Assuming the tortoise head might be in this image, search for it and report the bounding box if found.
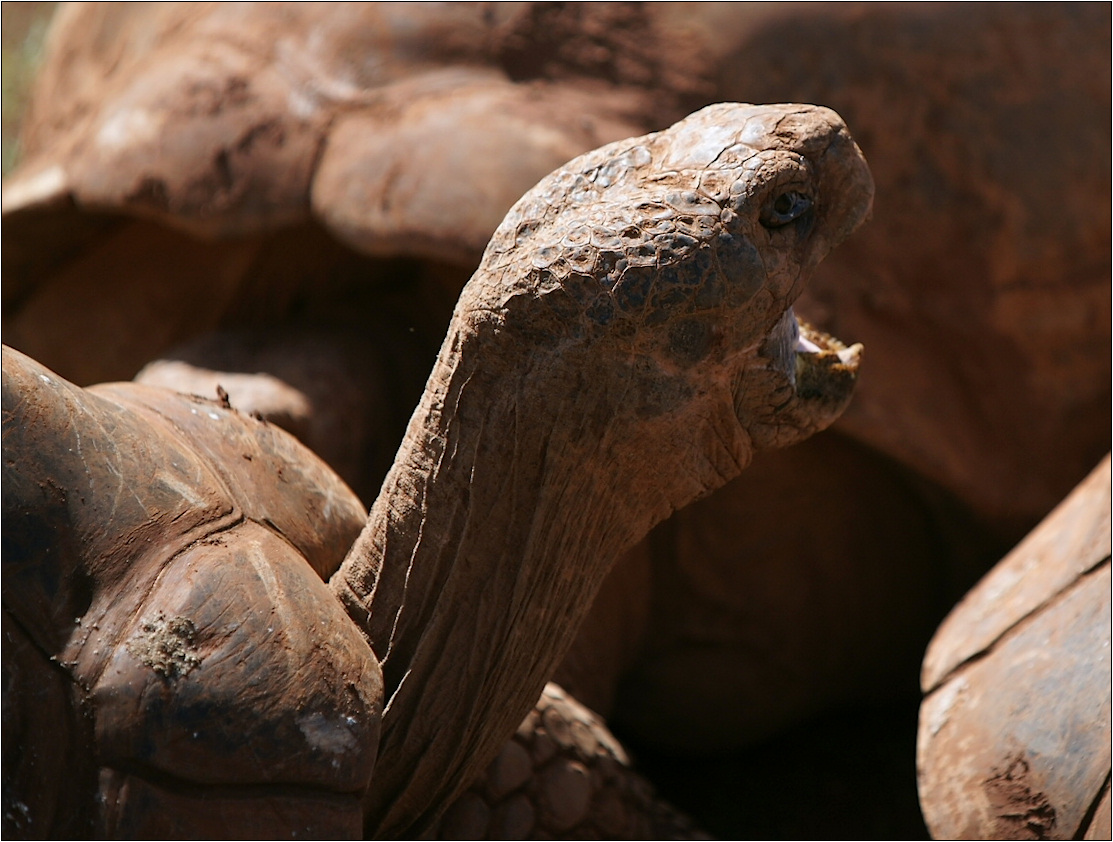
[463,102,873,486]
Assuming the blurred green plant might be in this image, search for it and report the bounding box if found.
[2,3,56,175]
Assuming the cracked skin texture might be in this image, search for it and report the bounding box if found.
[3,102,872,838]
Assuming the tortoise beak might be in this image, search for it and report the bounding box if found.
[794,319,862,414]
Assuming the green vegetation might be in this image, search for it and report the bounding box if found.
[2,3,56,174]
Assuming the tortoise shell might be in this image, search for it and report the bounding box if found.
[2,345,380,837]
[918,455,1112,839]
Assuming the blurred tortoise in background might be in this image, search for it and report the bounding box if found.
[4,101,874,837]
[2,2,1110,838]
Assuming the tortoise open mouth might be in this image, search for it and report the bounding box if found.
[794,318,862,402]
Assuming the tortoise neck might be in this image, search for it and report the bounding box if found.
[331,321,656,837]
[331,300,753,836]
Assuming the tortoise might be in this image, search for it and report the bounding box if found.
[3,101,874,838]
[917,454,1111,840]
[3,3,1110,836]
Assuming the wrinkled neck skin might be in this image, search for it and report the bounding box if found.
[331,303,754,838]
[329,99,874,838]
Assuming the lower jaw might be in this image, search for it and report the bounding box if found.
[731,308,863,450]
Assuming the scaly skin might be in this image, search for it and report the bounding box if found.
[332,102,871,837]
[438,682,709,840]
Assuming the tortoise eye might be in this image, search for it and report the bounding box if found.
[762,191,813,228]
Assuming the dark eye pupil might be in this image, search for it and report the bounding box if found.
[762,191,812,228]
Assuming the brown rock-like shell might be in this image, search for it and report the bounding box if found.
[917,456,1111,839]
[2,345,382,838]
